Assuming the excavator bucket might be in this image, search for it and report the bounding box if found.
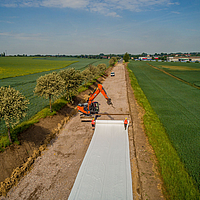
[107,98,112,105]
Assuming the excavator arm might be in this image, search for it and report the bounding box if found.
[88,84,112,106]
[77,84,112,116]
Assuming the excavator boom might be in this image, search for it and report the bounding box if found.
[88,84,111,105]
[77,84,112,116]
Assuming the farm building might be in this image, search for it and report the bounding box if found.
[139,56,152,60]
[167,57,200,62]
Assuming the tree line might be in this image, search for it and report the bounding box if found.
[0,63,108,143]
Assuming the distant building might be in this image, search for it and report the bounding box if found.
[167,57,200,62]
[139,56,152,60]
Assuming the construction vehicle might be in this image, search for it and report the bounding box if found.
[77,84,112,117]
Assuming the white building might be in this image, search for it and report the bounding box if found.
[167,57,200,62]
[139,56,152,60]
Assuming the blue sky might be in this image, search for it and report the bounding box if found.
[0,0,200,55]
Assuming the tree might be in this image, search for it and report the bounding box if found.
[82,68,94,85]
[109,58,115,66]
[111,57,117,63]
[97,63,107,74]
[59,68,83,102]
[34,72,65,112]
[87,64,100,77]
[1,52,5,57]
[0,86,29,143]
[123,52,130,62]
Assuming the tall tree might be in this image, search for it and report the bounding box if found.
[109,58,115,66]
[82,68,94,86]
[97,63,107,74]
[34,72,65,112]
[123,52,130,62]
[59,68,83,102]
[88,64,100,77]
[0,86,29,143]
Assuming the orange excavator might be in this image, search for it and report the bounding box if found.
[77,84,112,116]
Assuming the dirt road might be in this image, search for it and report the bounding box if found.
[2,63,164,199]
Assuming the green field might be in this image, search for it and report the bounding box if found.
[0,57,109,135]
[128,61,200,191]
[149,61,200,87]
[0,57,79,79]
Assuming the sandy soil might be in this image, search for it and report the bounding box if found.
[1,63,165,199]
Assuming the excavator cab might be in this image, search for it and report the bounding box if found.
[90,102,99,114]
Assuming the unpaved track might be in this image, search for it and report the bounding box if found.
[2,63,164,199]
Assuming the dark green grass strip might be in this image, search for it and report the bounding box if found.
[127,66,200,200]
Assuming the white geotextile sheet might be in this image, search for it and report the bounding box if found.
[68,120,133,200]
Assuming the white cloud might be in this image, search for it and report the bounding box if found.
[89,2,121,17]
[0,0,89,8]
[1,0,179,16]
[106,12,121,18]
[168,2,180,5]
[2,3,18,7]
[171,11,180,14]
[41,0,89,9]
[0,32,47,41]
[0,20,14,23]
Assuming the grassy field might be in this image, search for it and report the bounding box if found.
[128,61,200,198]
[0,57,79,79]
[0,57,109,144]
[149,61,200,87]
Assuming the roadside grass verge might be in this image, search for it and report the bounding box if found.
[127,67,200,200]
[0,72,108,152]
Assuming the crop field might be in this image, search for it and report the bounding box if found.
[149,61,200,87]
[0,57,109,135]
[128,61,200,189]
[0,57,78,79]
